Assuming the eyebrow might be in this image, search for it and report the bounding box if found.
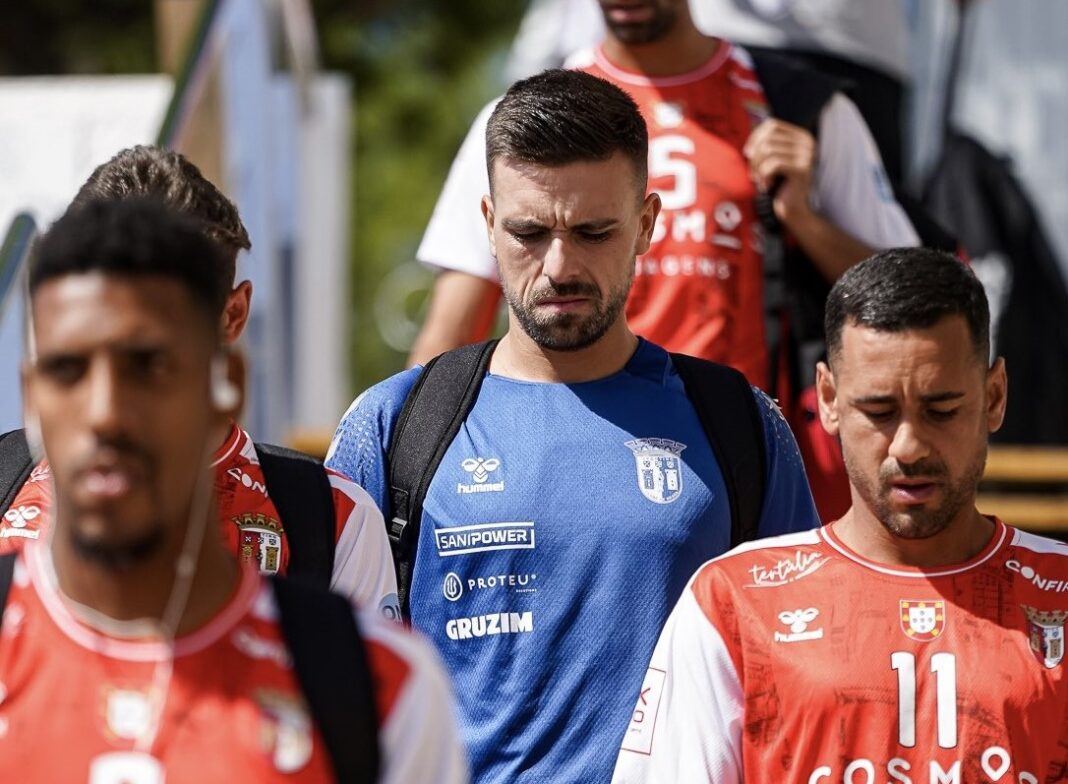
[851,392,967,405]
[501,218,619,233]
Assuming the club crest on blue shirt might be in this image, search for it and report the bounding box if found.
[625,439,687,504]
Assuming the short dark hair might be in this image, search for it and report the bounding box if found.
[30,198,230,327]
[825,247,991,364]
[71,145,250,289]
[486,69,648,193]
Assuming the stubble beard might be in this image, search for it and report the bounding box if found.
[845,446,988,541]
[69,523,167,572]
[603,3,678,45]
[502,278,631,352]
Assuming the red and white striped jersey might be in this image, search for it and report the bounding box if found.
[0,543,467,783]
[613,519,1068,783]
[0,424,398,613]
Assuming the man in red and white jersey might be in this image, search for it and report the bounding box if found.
[613,248,1068,783]
[0,199,467,782]
[0,146,398,616]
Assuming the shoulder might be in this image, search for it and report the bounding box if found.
[328,368,423,459]
[690,529,828,596]
[1008,525,1068,567]
[357,609,456,723]
[324,466,379,508]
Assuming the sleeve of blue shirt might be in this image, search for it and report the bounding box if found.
[752,388,822,536]
[325,367,423,521]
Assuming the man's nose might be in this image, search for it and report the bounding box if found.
[84,361,129,439]
[887,419,931,466]
[541,236,581,282]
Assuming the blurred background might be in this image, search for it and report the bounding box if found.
[1,0,1066,531]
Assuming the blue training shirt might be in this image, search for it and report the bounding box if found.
[328,339,819,783]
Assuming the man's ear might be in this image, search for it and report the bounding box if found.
[221,280,253,344]
[985,356,1008,434]
[481,195,497,259]
[816,360,840,437]
[635,192,662,256]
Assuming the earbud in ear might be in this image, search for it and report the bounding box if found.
[210,355,240,412]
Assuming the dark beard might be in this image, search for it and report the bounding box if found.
[502,279,630,352]
[846,447,987,540]
[603,4,678,45]
[70,525,167,571]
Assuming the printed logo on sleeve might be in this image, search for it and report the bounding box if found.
[621,668,667,755]
[434,522,535,557]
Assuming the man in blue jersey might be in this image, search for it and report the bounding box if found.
[328,68,819,783]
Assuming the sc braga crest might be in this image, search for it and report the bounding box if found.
[625,439,687,504]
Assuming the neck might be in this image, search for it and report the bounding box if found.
[50,511,238,637]
[831,502,995,568]
[491,320,639,383]
[601,19,720,77]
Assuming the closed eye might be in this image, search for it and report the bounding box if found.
[859,408,895,424]
[508,228,547,243]
[38,355,87,386]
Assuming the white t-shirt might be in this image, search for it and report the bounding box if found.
[692,0,910,81]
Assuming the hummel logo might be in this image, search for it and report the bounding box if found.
[457,458,505,494]
[774,608,824,643]
[461,458,500,484]
[2,505,41,540]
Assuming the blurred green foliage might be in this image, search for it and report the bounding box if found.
[312,1,522,390]
[0,0,522,392]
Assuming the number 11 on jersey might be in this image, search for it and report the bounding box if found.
[891,651,958,749]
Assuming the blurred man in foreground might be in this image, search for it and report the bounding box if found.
[0,199,467,782]
[612,248,1068,782]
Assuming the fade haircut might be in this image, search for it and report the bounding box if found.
[30,198,229,330]
[485,68,649,195]
[71,145,250,291]
[825,247,991,365]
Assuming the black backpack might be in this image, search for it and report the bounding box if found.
[747,50,958,397]
[0,553,380,783]
[386,340,768,617]
[0,430,337,590]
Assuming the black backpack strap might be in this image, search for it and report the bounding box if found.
[387,339,497,618]
[746,50,844,400]
[255,442,335,590]
[272,576,379,784]
[0,429,34,518]
[746,48,841,135]
[0,552,15,629]
[670,354,767,548]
